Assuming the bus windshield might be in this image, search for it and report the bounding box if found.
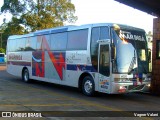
[111,27,149,74]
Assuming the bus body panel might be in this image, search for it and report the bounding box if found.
[7,52,32,77]
[6,23,151,94]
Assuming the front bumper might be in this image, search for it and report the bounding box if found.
[111,81,151,94]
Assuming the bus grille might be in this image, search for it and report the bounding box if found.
[128,85,145,91]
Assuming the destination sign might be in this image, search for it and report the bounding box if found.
[119,30,145,41]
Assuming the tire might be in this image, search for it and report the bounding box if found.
[22,69,30,83]
[82,76,95,96]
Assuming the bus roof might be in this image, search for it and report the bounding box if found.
[8,23,145,40]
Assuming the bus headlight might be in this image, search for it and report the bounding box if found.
[146,83,151,87]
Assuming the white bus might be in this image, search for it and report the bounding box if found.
[6,23,151,96]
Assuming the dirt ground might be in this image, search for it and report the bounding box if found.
[0,64,6,71]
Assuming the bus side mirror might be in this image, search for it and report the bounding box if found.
[148,49,151,63]
[111,45,116,60]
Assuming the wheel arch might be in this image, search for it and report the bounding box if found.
[78,72,94,91]
[22,67,28,77]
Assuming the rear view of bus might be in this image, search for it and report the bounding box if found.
[0,53,5,63]
[110,24,151,93]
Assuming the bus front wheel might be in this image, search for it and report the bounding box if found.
[22,69,30,83]
[82,76,95,96]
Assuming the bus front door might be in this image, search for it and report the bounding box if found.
[98,43,110,93]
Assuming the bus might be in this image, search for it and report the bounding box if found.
[6,23,151,96]
[0,53,5,63]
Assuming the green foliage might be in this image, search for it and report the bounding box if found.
[1,0,25,16]
[1,0,77,32]
[0,17,28,49]
[0,48,5,53]
[0,0,77,49]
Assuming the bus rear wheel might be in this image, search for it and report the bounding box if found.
[22,69,30,83]
[82,76,95,96]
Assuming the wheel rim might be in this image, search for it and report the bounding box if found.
[24,71,29,81]
[84,80,93,94]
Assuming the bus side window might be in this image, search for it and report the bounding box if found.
[36,35,50,51]
[91,27,100,71]
[99,45,110,76]
[17,38,26,51]
[7,40,11,52]
[100,26,110,40]
[37,36,43,51]
[9,40,16,52]
[67,29,88,50]
[51,32,67,51]
[44,35,50,51]
[25,37,36,51]
[91,26,110,71]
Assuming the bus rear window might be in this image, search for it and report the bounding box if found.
[0,54,4,57]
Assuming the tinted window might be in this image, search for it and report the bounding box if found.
[91,27,110,50]
[90,27,100,71]
[91,27,100,49]
[9,40,16,52]
[90,26,110,71]
[99,44,110,76]
[43,35,50,50]
[36,35,50,51]
[100,27,110,40]
[25,37,36,51]
[37,36,43,50]
[67,29,88,50]
[17,38,26,51]
[51,32,67,50]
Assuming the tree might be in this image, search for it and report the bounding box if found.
[0,17,27,49]
[146,31,153,42]
[1,0,77,32]
[0,0,77,49]
[0,48,5,53]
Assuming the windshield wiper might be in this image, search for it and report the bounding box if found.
[128,57,136,74]
[128,50,136,74]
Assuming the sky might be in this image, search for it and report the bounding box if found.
[0,0,156,32]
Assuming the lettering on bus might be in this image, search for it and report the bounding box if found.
[67,52,86,63]
[119,30,145,41]
[9,54,22,60]
[100,80,109,89]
